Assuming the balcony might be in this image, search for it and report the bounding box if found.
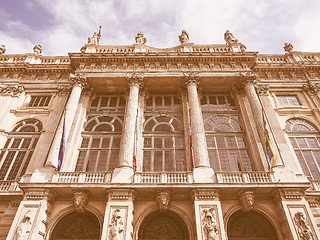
[51,172,111,184]
[0,181,22,192]
[216,172,276,184]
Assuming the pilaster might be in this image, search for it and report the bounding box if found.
[101,190,134,240]
[193,189,226,240]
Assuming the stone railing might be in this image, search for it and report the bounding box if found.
[52,172,111,184]
[256,56,290,64]
[134,172,193,184]
[0,181,21,192]
[216,172,275,184]
[0,55,70,65]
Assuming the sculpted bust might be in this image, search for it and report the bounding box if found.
[179,30,189,44]
[224,30,238,45]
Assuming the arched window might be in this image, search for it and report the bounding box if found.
[0,119,42,180]
[285,118,320,179]
[201,93,253,172]
[143,94,185,172]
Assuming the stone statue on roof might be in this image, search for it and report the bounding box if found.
[224,30,238,45]
[135,32,147,44]
[179,30,189,44]
[88,26,102,45]
[33,44,42,54]
[0,45,5,55]
[284,43,293,53]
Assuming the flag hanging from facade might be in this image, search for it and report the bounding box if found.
[133,110,142,172]
[58,112,66,171]
[263,110,277,170]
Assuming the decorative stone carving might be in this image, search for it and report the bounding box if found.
[240,44,247,53]
[57,85,73,94]
[184,72,201,86]
[73,190,88,213]
[135,32,147,45]
[70,73,88,88]
[303,83,320,96]
[33,44,42,54]
[0,45,6,55]
[224,30,238,45]
[294,212,314,240]
[24,189,57,202]
[0,83,24,97]
[201,208,219,240]
[127,73,144,88]
[238,190,254,212]
[193,189,219,200]
[255,84,270,96]
[88,26,101,45]
[179,30,189,44]
[16,210,32,240]
[157,192,170,210]
[240,71,258,87]
[284,42,293,53]
[109,209,124,240]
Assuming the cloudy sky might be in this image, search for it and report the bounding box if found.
[0,0,319,56]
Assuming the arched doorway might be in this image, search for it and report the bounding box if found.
[138,210,189,240]
[50,211,100,240]
[227,210,278,240]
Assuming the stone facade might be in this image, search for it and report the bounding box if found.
[0,31,320,239]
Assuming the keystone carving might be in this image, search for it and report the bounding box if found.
[238,190,254,212]
[33,44,42,55]
[127,73,144,88]
[70,74,88,88]
[284,42,293,53]
[224,30,238,45]
[157,192,170,210]
[73,190,88,213]
[16,210,32,240]
[202,208,219,240]
[88,26,101,45]
[294,212,314,240]
[0,84,24,97]
[135,32,147,45]
[179,30,189,44]
[184,72,201,86]
[0,45,6,55]
[109,209,124,240]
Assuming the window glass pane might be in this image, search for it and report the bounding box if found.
[108,150,119,171]
[154,151,162,171]
[143,151,151,171]
[164,151,173,171]
[208,150,219,171]
[144,138,152,148]
[86,151,98,171]
[175,150,184,171]
[97,151,108,171]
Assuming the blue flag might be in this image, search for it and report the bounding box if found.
[58,113,66,171]
[263,110,276,170]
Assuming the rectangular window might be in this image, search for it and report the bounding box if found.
[28,96,51,107]
[276,95,301,106]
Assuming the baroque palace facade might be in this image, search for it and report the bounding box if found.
[0,29,319,240]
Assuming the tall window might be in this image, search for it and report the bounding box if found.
[201,93,253,171]
[0,119,42,180]
[276,95,301,107]
[75,95,125,172]
[143,94,185,172]
[286,118,320,179]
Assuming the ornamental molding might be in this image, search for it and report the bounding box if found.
[24,189,57,202]
[276,188,305,200]
[73,190,88,213]
[107,190,135,201]
[193,189,219,201]
[70,73,88,88]
[0,83,24,97]
[184,72,201,86]
[238,190,254,212]
[127,72,144,88]
[303,83,320,96]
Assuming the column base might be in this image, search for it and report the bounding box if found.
[111,167,134,183]
[193,167,215,183]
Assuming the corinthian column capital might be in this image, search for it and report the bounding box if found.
[70,73,88,89]
[127,73,144,88]
[240,71,258,88]
[184,72,201,86]
[303,82,320,96]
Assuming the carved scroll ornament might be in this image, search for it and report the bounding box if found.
[294,212,314,240]
[202,208,219,240]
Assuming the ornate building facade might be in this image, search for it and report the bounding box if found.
[0,29,319,239]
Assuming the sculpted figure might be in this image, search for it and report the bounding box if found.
[202,208,219,240]
[224,30,238,44]
[73,191,88,212]
[16,210,32,240]
[294,212,313,240]
[88,26,102,45]
[135,32,147,44]
[33,44,42,54]
[157,192,170,210]
[284,42,293,53]
[179,30,189,44]
[0,45,6,55]
[109,209,124,240]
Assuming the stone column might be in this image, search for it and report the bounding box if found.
[101,190,134,240]
[44,74,88,170]
[6,188,56,240]
[112,73,143,183]
[184,73,214,183]
[193,189,227,240]
[273,188,320,240]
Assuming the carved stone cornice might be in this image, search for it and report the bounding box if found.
[193,189,219,201]
[274,188,304,201]
[127,73,144,88]
[73,190,88,213]
[303,82,320,96]
[184,72,201,86]
[238,190,254,212]
[0,83,24,97]
[255,84,270,96]
[70,73,88,88]
[24,189,57,202]
[107,190,135,201]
